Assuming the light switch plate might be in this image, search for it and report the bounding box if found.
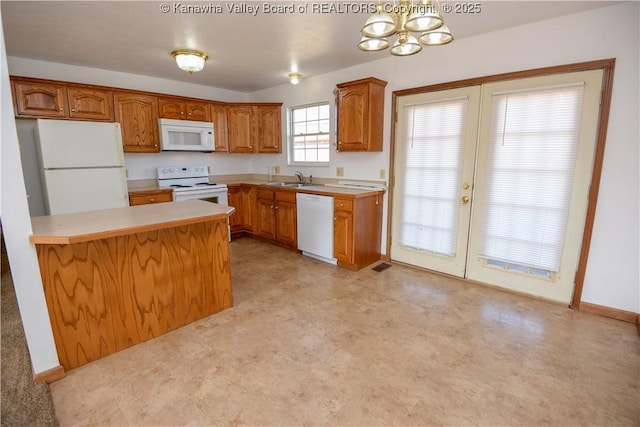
[379,169,386,179]
[336,167,344,177]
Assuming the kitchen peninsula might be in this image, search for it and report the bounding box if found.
[30,200,234,372]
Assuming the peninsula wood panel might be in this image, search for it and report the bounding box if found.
[37,219,232,370]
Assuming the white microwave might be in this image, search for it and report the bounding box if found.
[158,118,215,152]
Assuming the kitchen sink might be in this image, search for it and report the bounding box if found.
[264,182,313,188]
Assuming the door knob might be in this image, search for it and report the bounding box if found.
[461,196,470,204]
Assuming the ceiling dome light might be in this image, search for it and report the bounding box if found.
[358,36,390,51]
[172,50,208,73]
[288,72,302,85]
[419,25,454,45]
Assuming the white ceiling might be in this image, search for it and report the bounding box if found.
[1,1,617,93]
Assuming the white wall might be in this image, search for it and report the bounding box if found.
[251,2,639,313]
[1,3,637,378]
[1,14,61,375]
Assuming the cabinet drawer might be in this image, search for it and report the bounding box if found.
[275,190,296,203]
[334,198,353,212]
[257,190,275,201]
[128,190,173,206]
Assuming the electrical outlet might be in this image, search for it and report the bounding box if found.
[336,167,344,177]
[379,169,386,179]
[274,166,280,174]
[125,169,129,178]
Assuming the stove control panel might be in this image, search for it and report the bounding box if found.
[157,165,209,179]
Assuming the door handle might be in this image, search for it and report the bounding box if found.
[461,196,470,204]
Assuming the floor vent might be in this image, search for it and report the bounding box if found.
[372,263,392,272]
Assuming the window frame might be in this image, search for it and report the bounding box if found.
[287,101,331,167]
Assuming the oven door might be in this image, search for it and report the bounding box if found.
[173,188,228,205]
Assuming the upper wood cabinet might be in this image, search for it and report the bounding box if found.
[67,87,113,120]
[13,81,68,118]
[211,103,229,152]
[114,93,159,153]
[227,104,282,153]
[336,77,387,152]
[158,98,211,121]
[227,106,255,153]
[13,80,113,120]
[256,105,282,153]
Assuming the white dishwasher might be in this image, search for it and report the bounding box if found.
[296,193,337,265]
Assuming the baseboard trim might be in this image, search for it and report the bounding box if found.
[579,302,638,323]
[33,365,65,384]
[636,315,640,337]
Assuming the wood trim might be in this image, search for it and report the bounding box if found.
[337,77,388,89]
[579,302,638,323]
[9,75,283,108]
[388,58,616,310]
[393,59,616,96]
[570,59,616,309]
[33,365,65,384]
[637,315,640,337]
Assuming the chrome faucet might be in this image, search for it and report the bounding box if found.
[295,171,304,183]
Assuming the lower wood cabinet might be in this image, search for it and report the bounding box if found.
[128,189,173,206]
[256,189,297,248]
[227,185,244,232]
[334,193,383,270]
[229,185,383,270]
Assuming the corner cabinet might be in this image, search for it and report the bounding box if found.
[335,77,387,152]
[334,192,383,270]
[114,92,160,153]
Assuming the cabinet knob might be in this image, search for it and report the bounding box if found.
[58,108,63,112]
[338,141,343,145]
[275,206,279,210]
[150,198,155,202]
[334,217,337,221]
[71,108,76,112]
[188,112,192,115]
[340,203,344,207]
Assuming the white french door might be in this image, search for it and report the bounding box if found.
[391,86,481,277]
[391,69,604,303]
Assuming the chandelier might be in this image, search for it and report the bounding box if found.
[358,0,453,56]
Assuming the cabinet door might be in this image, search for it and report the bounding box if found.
[337,83,368,151]
[227,106,255,153]
[158,98,185,119]
[211,104,229,152]
[334,210,354,264]
[114,93,159,153]
[13,81,67,117]
[186,101,210,121]
[256,105,281,153]
[276,201,297,247]
[241,186,256,232]
[67,87,113,121]
[257,198,276,240]
[227,186,244,232]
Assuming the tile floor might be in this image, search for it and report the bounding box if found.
[51,238,640,426]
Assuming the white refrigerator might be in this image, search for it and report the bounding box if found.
[34,119,129,215]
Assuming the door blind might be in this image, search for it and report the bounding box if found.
[399,97,468,256]
[478,84,585,271]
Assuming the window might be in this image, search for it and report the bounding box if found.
[290,102,330,165]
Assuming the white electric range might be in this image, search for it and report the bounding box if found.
[157,165,228,205]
